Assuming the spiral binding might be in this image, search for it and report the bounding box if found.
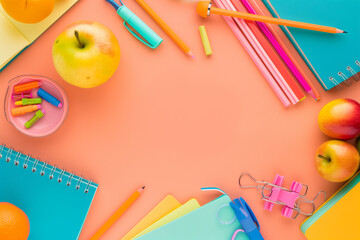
[0,144,95,193]
[329,60,360,89]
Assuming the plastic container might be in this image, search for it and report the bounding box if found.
[5,75,68,137]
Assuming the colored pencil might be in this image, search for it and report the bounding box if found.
[229,0,305,102]
[212,0,290,107]
[220,0,299,104]
[247,0,321,100]
[197,1,346,34]
[134,0,194,58]
[238,0,317,100]
[90,186,146,240]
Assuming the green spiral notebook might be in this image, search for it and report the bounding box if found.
[263,0,360,90]
[0,145,98,240]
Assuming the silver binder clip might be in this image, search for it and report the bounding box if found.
[239,172,326,219]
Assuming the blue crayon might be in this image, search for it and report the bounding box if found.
[37,88,62,108]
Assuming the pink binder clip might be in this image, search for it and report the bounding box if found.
[239,173,326,219]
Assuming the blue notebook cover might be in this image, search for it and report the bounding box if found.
[263,0,360,90]
[0,145,98,240]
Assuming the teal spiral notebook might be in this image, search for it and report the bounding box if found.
[263,0,360,90]
[0,145,98,240]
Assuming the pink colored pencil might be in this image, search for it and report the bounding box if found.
[213,0,290,107]
[248,0,321,100]
[229,0,305,102]
[219,0,299,105]
[240,0,317,100]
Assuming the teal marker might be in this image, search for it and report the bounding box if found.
[105,0,163,49]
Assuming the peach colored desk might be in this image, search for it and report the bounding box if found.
[0,0,356,239]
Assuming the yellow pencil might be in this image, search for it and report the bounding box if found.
[134,0,195,58]
[197,1,346,34]
[90,186,146,240]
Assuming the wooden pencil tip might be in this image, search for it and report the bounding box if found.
[137,186,146,193]
[187,51,195,59]
[336,29,347,33]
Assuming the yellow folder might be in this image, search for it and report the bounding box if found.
[121,195,181,240]
[132,199,200,239]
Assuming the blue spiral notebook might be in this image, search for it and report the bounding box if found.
[263,0,360,90]
[0,145,98,240]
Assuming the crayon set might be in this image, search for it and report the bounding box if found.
[10,78,63,129]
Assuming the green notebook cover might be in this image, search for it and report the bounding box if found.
[135,195,249,240]
[263,0,360,90]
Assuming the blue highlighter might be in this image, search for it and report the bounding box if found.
[105,0,163,49]
[37,88,62,108]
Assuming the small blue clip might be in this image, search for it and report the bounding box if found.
[230,198,264,240]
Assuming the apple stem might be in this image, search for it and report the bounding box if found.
[74,30,84,48]
[318,154,331,162]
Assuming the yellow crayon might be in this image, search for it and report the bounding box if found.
[199,26,212,56]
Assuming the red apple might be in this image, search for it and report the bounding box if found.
[315,140,360,182]
[318,98,360,140]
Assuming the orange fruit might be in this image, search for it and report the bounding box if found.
[0,202,30,240]
[0,0,55,23]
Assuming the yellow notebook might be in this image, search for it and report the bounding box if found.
[0,0,78,70]
[133,199,200,239]
[301,172,360,240]
[121,195,181,240]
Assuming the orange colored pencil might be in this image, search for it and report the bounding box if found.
[134,0,194,58]
[90,186,146,240]
[197,1,346,34]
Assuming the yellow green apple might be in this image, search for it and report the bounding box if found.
[315,140,359,182]
[52,21,121,88]
[0,0,54,23]
[318,98,360,140]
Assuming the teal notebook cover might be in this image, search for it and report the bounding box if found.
[263,0,360,90]
[0,145,98,240]
[135,195,249,240]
